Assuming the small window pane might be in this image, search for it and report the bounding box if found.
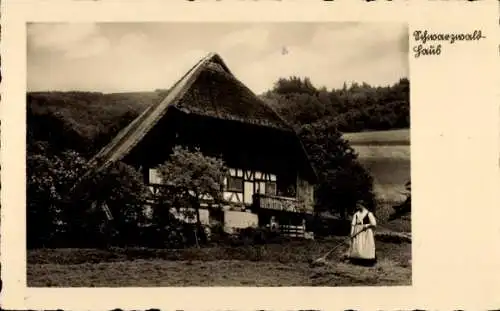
[259,182,266,194]
[149,168,162,184]
[227,176,243,192]
[265,182,277,195]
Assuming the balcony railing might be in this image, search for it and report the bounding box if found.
[253,193,312,214]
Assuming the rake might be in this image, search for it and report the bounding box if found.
[309,227,368,267]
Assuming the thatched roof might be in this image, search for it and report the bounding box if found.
[77,53,317,186]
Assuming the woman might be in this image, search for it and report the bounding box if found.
[348,201,377,266]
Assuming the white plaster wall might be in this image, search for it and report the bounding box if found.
[223,211,258,233]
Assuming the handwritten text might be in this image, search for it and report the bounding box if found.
[412,30,486,58]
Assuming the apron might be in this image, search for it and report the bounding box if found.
[349,211,377,265]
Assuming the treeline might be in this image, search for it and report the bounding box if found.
[262,77,409,133]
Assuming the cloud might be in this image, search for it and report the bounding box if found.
[232,23,408,93]
[28,23,110,59]
[117,32,148,49]
[27,23,408,93]
[218,26,270,52]
[309,23,407,62]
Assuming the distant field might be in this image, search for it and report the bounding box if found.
[343,129,410,146]
[343,128,410,208]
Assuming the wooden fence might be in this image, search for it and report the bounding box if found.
[280,224,305,238]
[265,224,314,239]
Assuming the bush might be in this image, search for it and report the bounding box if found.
[312,218,351,237]
[375,231,411,244]
[208,223,229,244]
[237,227,268,244]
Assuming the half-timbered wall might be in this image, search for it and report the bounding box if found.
[223,167,277,205]
[132,111,315,210]
[146,167,280,206]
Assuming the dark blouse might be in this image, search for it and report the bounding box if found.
[354,212,372,225]
[362,212,371,225]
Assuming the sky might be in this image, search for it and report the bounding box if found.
[27,22,409,94]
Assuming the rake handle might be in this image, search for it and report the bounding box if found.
[316,226,369,261]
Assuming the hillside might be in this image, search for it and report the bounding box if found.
[27,91,154,156]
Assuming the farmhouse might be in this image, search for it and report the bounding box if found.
[84,53,317,233]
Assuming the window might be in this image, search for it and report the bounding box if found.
[256,181,277,195]
[227,176,243,192]
[265,182,277,195]
[258,182,266,194]
[149,168,163,184]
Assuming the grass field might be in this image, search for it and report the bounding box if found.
[27,236,411,287]
[343,129,410,146]
[343,129,410,204]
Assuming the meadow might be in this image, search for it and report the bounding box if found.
[28,235,411,287]
[343,129,410,146]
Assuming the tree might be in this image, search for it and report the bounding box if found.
[389,180,411,221]
[272,76,318,96]
[74,161,149,247]
[27,143,150,248]
[156,146,227,247]
[27,149,89,247]
[298,121,375,219]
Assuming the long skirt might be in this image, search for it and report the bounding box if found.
[348,225,377,266]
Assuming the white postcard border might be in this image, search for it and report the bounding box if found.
[2,1,500,310]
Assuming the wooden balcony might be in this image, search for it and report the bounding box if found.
[253,193,312,214]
